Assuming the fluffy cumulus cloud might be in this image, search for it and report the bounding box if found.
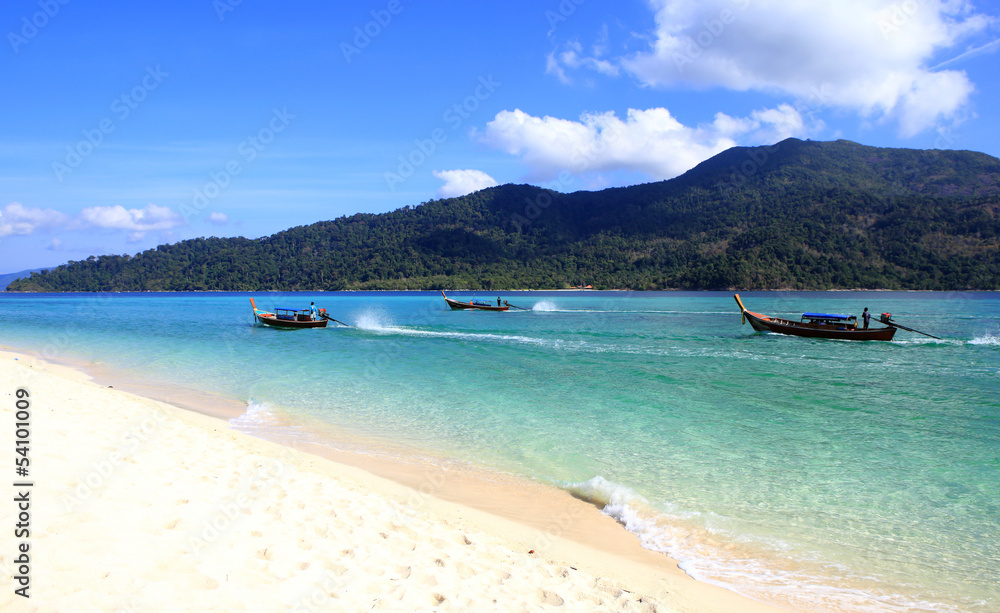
[554,0,991,136]
[77,203,183,232]
[2,201,187,254]
[432,169,499,198]
[480,104,807,183]
[0,202,71,237]
[207,212,229,225]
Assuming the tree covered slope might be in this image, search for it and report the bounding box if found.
[9,138,1000,291]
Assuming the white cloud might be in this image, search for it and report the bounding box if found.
[546,51,573,85]
[553,0,991,136]
[0,202,70,237]
[207,212,228,225]
[432,169,499,198]
[546,50,619,84]
[77,203,184,232]
[546,34,621,85]
[480,104,809,184]
[932,36,1000,69]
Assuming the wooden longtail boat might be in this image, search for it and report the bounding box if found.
[250,298,328,328]
[734,294,896,341]
[440,290,510,311]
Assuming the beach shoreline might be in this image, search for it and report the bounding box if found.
[0,348,787,612]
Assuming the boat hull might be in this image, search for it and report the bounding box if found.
[735,294,896,341]
[441,291,509,311]
[256,314,328,328]
[250,298,329,328]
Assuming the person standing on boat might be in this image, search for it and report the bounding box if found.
[497,297,502,307]
[862,307,871,330]
[310,301,319,320]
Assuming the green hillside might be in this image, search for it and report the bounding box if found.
[9,138,1000,292]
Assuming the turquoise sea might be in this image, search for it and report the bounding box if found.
[2,291,998,612]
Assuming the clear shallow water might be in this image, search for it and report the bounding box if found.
[2,290,998,611]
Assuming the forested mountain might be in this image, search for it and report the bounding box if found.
[9,138,1000,291]
[0,268,48,291]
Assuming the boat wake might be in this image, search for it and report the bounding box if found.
[367,325,586,351]
[343,306,586,349]
[969,333,1000,346]
[532,306,734,314]
[348,311,761,358]
[891,336,953,345]
[353,305,414,331]
[532,300,558,311]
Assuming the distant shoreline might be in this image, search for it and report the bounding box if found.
[4,287,997,294]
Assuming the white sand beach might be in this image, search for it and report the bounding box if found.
[1,350,785,612]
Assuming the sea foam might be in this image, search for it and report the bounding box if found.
[969,333,1000,346]
[229,399,279,430]
[353,306,395,331]
[562,475,963,613]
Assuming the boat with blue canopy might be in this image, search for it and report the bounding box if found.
[734,294,896,341]
[802,312,852,320]
[440,290,510,311]
[250,298,328,328]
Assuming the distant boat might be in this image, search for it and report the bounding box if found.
[734,294,896,341]
[440,290,510,311]
[250,298,328,328]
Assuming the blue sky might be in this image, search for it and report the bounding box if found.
[2,0,999,273]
